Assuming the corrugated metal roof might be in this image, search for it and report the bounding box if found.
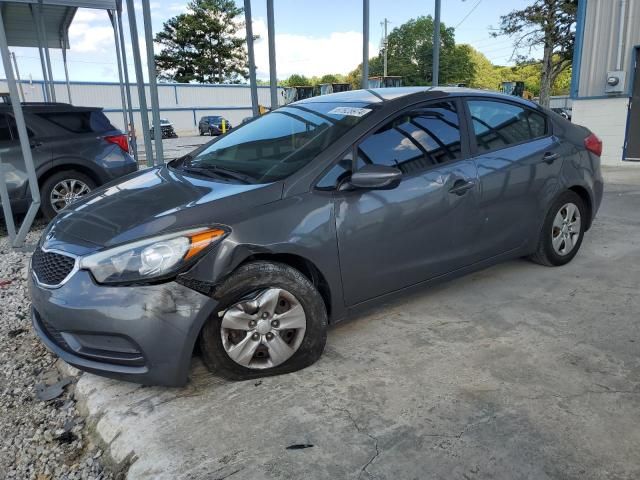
[0,0,117,49]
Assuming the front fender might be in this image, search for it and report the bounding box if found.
[179,192,347,322]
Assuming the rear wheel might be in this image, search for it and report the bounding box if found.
[40,170,96,221]
[530,191,586,266]
[199,261,327,380]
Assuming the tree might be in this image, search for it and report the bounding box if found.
[347,16,474,87]
[493,0,577,106]
[154,0,248,83]
[283,74,311,87]
[466,46,502,90]
[319,74,340,84]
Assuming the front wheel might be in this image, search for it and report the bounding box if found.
[199,261,328,380]
[530,191,586,266]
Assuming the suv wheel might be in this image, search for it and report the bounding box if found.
[200,261,328,380]
[530,190,586,267]
[41,170,96,220]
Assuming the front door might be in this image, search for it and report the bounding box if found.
[625,47,640,161]
[333,100,483,306]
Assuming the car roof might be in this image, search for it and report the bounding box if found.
[0,102,101,113]
[295,86,541,110]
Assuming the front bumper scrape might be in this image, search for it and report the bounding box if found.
[30,270,219,386]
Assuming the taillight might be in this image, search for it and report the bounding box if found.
[104,134,129,153]
[584,133,602,157]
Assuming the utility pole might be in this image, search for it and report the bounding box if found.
[10,52,25,102]
[266,0,278,110]
[382,18,389,77]
[362,0,369,89]
[432,0,441,86]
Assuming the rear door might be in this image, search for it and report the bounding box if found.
[332,100,484,306]
[464,98,563,258]
[625,47,640,161]
[0,113,51,202]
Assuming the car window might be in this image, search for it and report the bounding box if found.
[37,111,115,134]
[316,151,353,190]
[468,100,547,153]
[4,114,34,140]
[184,102,373,183]
[0,114,11,141]
[357,101,462,175]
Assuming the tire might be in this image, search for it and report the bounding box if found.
[199,261,328,380]
[40,170,96,221]
[530,190,586,267]
[199,128,204,136]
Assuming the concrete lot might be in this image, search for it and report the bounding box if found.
[71,166,640,480]
[135,134,211,165]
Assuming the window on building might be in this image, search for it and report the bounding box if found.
[468,100,547,153]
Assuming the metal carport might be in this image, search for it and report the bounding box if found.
[0,0,163,248]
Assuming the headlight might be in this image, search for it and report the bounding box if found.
[79,227,227,284]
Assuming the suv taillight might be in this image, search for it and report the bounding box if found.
[584,133,602,157]
[104,134,129,153]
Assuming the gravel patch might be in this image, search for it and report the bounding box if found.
[0,221,114,480]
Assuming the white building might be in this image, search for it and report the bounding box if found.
[0,79,284,135]
[571,0,640,165]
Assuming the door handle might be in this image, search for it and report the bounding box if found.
[30,141,43,149]
[448,178,475,196]
[543,152,560,164]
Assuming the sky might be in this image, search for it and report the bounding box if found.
[1,0,539,84]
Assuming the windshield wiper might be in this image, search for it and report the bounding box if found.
[180,165,254,184]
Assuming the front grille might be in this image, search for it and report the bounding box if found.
[32,248,75,286]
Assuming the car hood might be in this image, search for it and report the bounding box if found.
[43,167,283,252]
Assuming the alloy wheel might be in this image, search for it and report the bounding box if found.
[220,288,307,369]
[50,179,91,213]
[551,202,581,256]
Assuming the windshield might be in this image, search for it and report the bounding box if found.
[183,102,373,183]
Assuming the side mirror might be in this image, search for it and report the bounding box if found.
[349,164,402,190]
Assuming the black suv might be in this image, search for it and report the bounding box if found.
[198,115,232,136]
[0,103,137,220]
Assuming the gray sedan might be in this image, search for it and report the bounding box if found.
[29,87,604,386]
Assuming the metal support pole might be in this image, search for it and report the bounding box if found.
[116,4,138,163]
[61,39,71,103]
[433,0,441,86]
[244,0,259,117]
[141,0,164,166]
[362,0,369,89]
[38,2,56,102]
[266,0,278,109]
[10,52,25,102]
[30,4,49,102]
[125,0,154,167]
[382,18,388,78]
[0,8,41,247]
[109,10,128,135]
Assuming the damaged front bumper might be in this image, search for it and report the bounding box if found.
[30,270,219,386]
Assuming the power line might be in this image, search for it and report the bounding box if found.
[454,0,483,29]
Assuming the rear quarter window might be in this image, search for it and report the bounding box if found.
[37,111,115,133]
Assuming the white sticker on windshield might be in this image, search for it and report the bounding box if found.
[328,107,372,117]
